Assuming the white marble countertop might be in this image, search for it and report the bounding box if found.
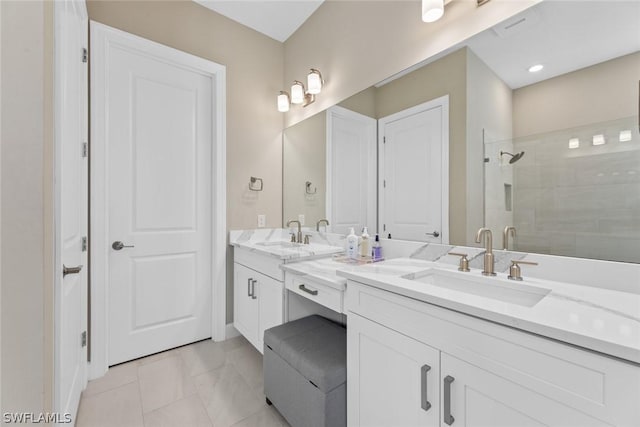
[230,228,344,261]
[337,258,640,365]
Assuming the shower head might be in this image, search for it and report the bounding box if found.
[500,151,525,164]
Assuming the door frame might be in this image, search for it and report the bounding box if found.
[377,95,449,244]
[89,22,227,379]
[325,105,377,233]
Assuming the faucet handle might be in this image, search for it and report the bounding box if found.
[508,260,538,281]
[448,252,470,272]
[290,233,297,243]
[303,235,311,245]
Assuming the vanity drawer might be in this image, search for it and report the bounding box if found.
[286,274,343,314]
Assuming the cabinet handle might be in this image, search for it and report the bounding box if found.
[247,278,253,297]
[444,375,455,425]
[298,284,318,296]
[420,364,431,412]
[251,279,257,299]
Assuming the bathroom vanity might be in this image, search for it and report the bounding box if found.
[340,259,640,427]
[230,229,343,352]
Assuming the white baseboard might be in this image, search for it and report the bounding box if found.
[225,323,240,340]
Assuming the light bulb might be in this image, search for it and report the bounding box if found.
[277,91,290,112]
[422,0,444,23]
[291,81,305,104]
[307,69,323,95]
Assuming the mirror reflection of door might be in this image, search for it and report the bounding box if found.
[379,96,449,243]
[326,106,377,235]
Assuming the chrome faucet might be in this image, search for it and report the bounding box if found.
[475,228,496,276]
[287,220,302,243]
[316,219,329,232]
[503,226,516,250]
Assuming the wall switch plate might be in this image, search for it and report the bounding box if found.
[298,214,305,225]
[257,214,266,228]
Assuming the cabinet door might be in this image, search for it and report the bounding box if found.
[440,353,611,427]
[256,273,283,352]
[348,314,440,427]
[233,263,259,346]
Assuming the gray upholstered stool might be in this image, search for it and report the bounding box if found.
[263,315,346,427]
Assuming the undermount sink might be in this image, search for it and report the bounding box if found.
[256,241,303,248]
[403,269,551,307]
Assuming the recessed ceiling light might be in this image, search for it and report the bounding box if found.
[592,134,606,146]
[568,138,580,149]
[528,64,544,73]
[619,130,632,142]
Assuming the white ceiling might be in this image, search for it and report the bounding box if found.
[466,0,640,89]
[193,0,324,42]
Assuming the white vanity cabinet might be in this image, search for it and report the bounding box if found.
[233,247,284,353]
[347,281,640,427]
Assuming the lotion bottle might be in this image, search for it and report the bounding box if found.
[359,227,370,257]
[346,228,359,260]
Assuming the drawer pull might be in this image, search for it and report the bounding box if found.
[299,284,318,296]
[247,278,253,297]
[444,375,455,425]
[420,364,431,412]
[251,279,257,299]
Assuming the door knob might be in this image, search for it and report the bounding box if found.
[112,241,134,250]
[63,264,83,277]
[425,231,440,238]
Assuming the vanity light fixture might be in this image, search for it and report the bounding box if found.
[592,134,606,146]
[307,69,324,95]
[568,137,580,149]
[528,64,544,73]
[619,130,632,142]
[277,69,324,112]
[277,91,290,112]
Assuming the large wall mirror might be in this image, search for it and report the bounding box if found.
[283,1,640,263]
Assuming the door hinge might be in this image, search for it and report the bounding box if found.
[82,48,88,63]
[383,180,386,188]
[383,136,386,144]
[82,236,87,252]
[82,142,88,158]
[383,224,386,231]
[81,331,87,347]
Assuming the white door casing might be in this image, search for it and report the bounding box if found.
[326,106,377,235]
[54,0,88,418]
[90,22,226,375]
[378,96,449,243]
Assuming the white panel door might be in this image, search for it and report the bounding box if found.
[327,106,377,235]
[379,97,449,243]
[105,32,213,365]
[348,314,440,427]
[55,0,88,418]
[441,353,611,427]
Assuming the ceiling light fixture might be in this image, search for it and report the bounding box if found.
[568,138,580,149]
[422,0,444,23]
[277,68,324,112]
[528,64,544,73]
[592,134,606,146]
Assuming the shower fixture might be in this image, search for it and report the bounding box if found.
[500,151,525,164]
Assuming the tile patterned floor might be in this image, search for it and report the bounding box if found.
[77,336,291,427]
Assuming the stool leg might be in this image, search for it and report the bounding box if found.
[266,397,273,406]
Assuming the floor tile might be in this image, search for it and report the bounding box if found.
[220,335,250,353]
[195,364,264,427]
[76,382,144,427]
[230,406,289,427]
[179,339,227,377]
[83,361,138,397]
[138,355,196,413]
[226,342,264,396]
[143,395,212,427]
[137,346,183,367]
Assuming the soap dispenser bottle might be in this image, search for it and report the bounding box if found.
[359,227,370,258]
[346,227,359,260]
[372,234,383,261]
